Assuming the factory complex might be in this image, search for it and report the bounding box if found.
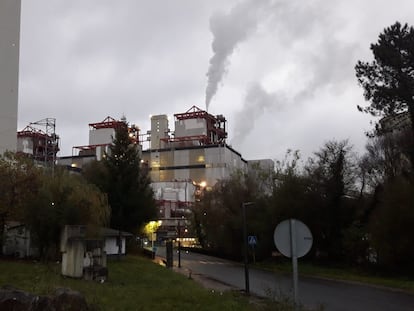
[0,0,273,244]
[55,105,273,242]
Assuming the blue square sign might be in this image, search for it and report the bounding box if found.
[248,235,257,246]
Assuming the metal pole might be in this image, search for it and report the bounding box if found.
[242,202,250,294]
[178,219,181,268]
[151,232,154,250]
[290,219,298,306]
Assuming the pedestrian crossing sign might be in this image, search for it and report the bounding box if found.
[248,235,257,246]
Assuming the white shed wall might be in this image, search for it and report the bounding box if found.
[104,237,126,255]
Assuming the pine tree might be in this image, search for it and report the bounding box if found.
[104,121,156,234]
[355,21,414,166]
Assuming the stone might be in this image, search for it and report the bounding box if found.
[0,287,35,311]
[0,286,90,311]
[52,288,89,311]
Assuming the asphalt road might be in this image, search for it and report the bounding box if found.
[156,247,414,311]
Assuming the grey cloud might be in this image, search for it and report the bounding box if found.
[231,0,362,148]
[17,0,414,160]
[231,83,284,147]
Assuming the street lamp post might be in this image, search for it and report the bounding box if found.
[178,219,181,268]
[242,202,254,295]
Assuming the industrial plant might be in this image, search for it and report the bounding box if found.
[55,105,273,243]
[0,0,273,245]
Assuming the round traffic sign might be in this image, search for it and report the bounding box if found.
[273,219,313,258]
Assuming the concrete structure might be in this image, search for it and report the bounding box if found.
[60,225,130,279]
[0,0,21,155]
[60,225,107,279]
[2,221,38,258]
[150,114,169,149]
[145,106,245,187]
[142,144,246,186]
[143,106,247,240]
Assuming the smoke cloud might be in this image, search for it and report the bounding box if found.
[230,0,359,149]
[232,83,283,146]
[205,0,271,111]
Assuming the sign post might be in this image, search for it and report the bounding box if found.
[290,219,298,303]
[242,202,254,295]
[274,219,313,306]
[248,235,257,264]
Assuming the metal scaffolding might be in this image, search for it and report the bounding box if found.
[17,118,59,172]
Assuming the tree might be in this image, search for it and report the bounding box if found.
[271,150,311,231]
[0,152,42,255]
[0,152,109,260]
[355,21,414,165]
[362,129,412,186]
[192,169,274,260]
[101,121,156,234]
[25,169,110,260]
[369,176,414,272]
[304,140,358,260]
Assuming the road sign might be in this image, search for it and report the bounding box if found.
[273,219,313,258]
[273,219,313,306]
[248,235,257,246]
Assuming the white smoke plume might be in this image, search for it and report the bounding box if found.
[205,0,271,111]
[230,0,359,149]
[231,83,284,147]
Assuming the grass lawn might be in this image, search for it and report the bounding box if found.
[0,256,301,311]
[255,260,414,293]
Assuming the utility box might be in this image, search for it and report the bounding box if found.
[60,225,108,281]
[166,240,173,268]
[61,238,85,278]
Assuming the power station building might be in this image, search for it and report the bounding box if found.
[60,106,249,187]
[58,116,140,170]
[142,106,247,187]
[0,0,21,155]
[60,106,263,241]
[142,106,248,241]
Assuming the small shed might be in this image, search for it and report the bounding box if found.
[2,221,38,258]
[100,227,133,256]
[60,225,107,280]
[60,225,133,280]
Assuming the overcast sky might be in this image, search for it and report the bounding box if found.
[18,0,414,162]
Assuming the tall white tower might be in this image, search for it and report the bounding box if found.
[0,0,21,155]
[150,115,169,150]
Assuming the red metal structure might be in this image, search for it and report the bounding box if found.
[161,105,227,146]
[17,118,59,163]
[73,116,140,156]
[88,116,125,130]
